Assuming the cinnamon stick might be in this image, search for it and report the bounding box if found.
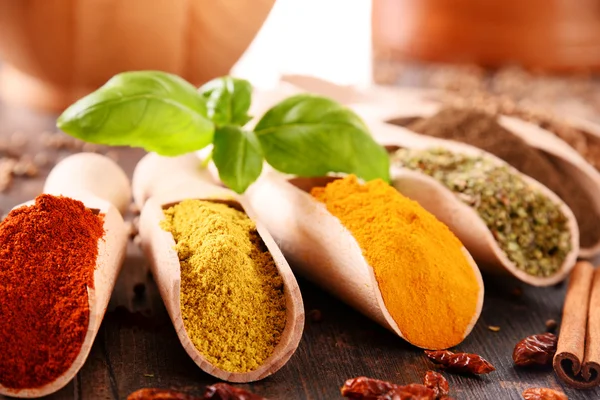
[553,261,600,389]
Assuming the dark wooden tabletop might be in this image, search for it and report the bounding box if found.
[1,100,598,400]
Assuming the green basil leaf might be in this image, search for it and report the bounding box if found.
[254,94,390,182]
[199,76,253,127]
[57,70,214,156]
[212,126,263,193]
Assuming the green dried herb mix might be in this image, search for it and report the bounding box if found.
[392,148,572,277]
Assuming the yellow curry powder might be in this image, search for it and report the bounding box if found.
[311,175,481,349]
[161,200,286,372]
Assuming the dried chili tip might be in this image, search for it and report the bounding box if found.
[203,383,266,400]
[512,333,557,367]
[423,371,449,399]
[127,388,199,400]
[424,350,495,375]
[522,387,568,400]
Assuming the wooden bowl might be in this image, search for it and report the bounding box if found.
[0,0,275,111]
[372,0,600,71]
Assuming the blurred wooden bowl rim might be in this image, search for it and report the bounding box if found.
[372,0,600,72]
[0,0,275,112]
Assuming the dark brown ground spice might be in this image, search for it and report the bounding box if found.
[0,194,104,389]
[440,92,600,172]
[390,107,600,249]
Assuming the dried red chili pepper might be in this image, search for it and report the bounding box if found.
[0,195,104,389]
[423,371,449,399]
[512,333,557,367]
[424,350,495,375]
[341,377,396,399]
[522,387,568,400]
[127,388,199,400]
[340,377,435,400]
[203,383,265,400]
[384,384,435,400]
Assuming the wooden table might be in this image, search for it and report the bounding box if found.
[1,101,598,400]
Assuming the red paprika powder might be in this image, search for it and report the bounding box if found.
[0,194,104,389]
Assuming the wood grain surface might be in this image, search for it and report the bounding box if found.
[1,101,599,400]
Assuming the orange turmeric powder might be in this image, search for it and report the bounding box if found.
[311,175,482,349]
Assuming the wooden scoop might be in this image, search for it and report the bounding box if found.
[243,170,485,349]
[134,154,304,382]
[370,120,580,286]
[279,76,600,258]
[0,153,129,398]
[372,103,600,259]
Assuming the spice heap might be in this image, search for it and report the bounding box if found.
[161,200,286,373]
[0,194,104,388]
[393,148,572,277]
[391,107,599,250]
[442,93,600,172]
[311,175,481,349]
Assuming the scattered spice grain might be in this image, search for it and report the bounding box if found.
[311,175,481,349]
[308,309,323,322]
[161,200,286,373]
[393,107,600,249]
[393,148,572,277]
[545,319,558,333]
[0,195,104,388]
[488,326,501,332]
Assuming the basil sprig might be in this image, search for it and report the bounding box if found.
[58,71,390,193]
